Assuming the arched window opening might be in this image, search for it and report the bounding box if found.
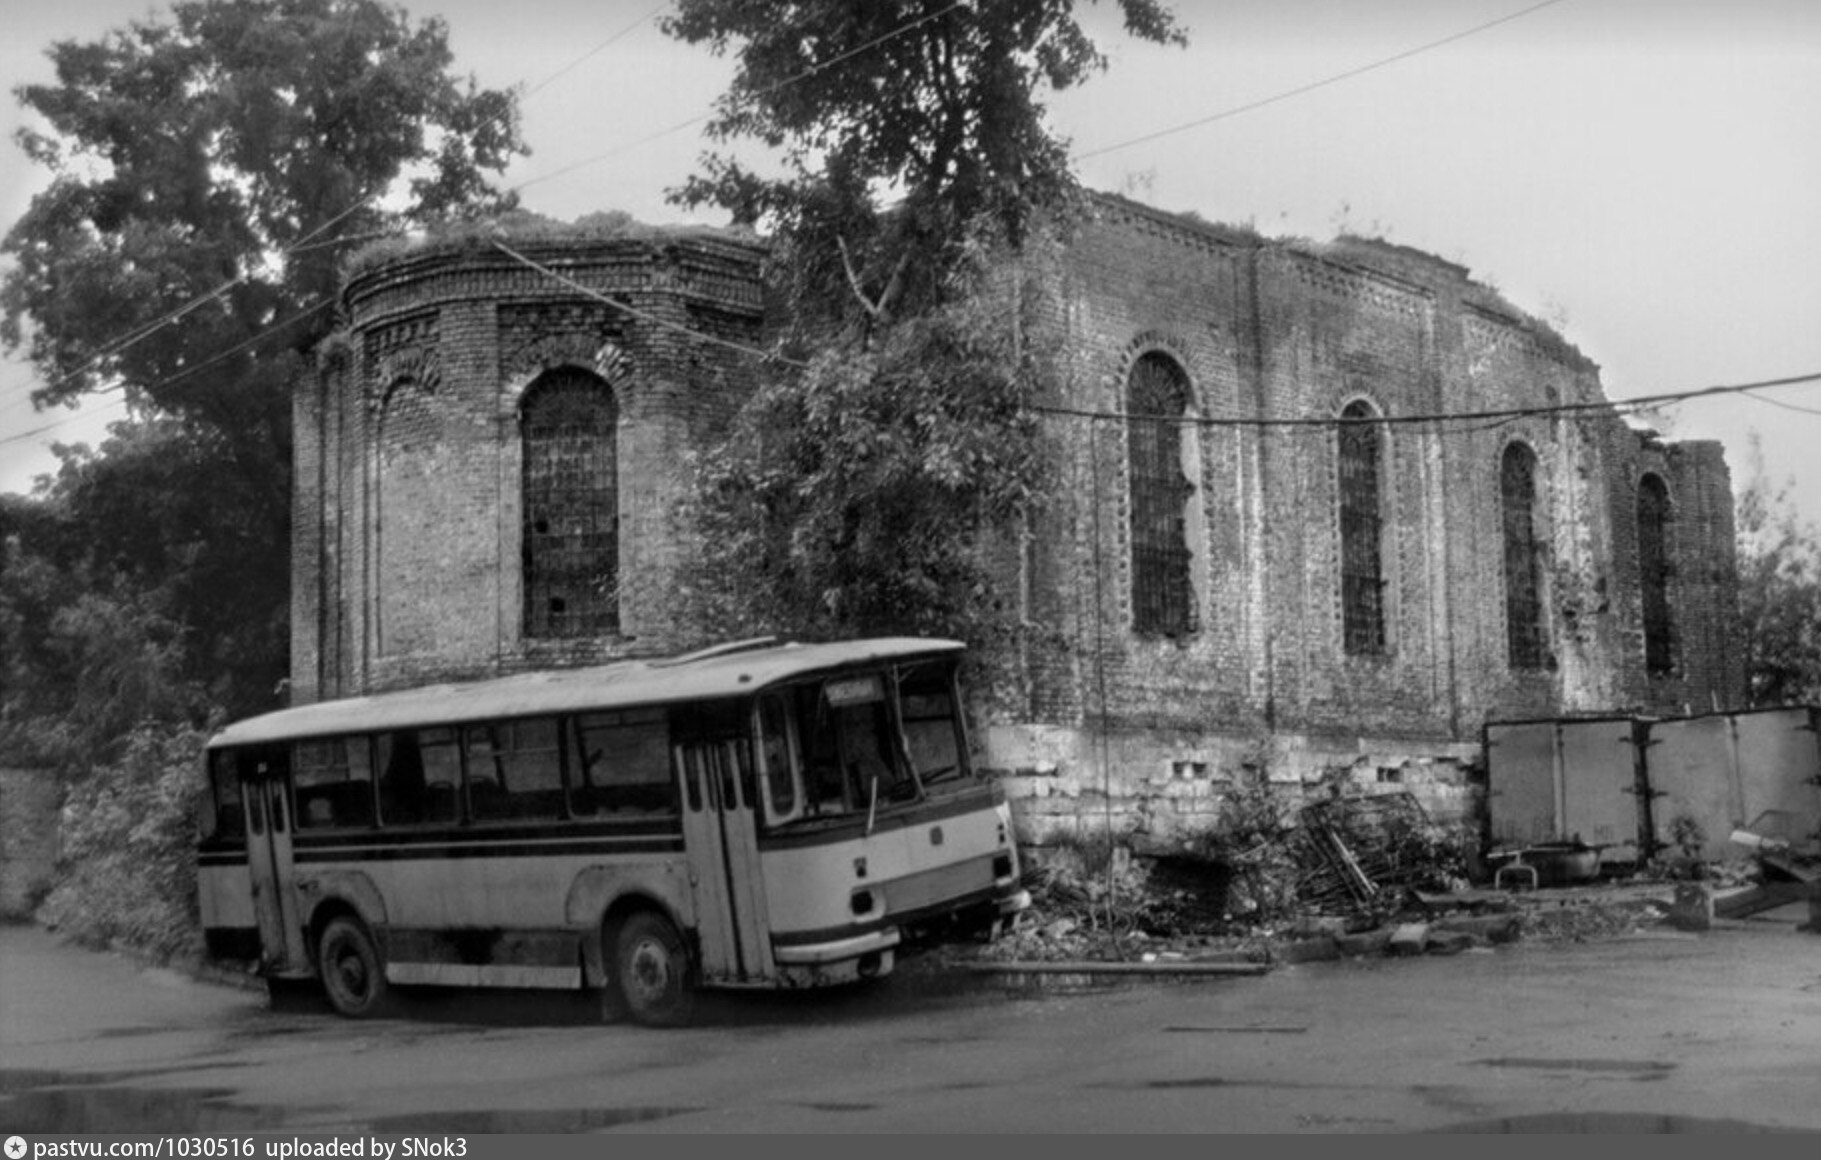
[1501,442,1547,670]
[1638,473,1675,674]
[522,368,618,639]
[1338,400,1386,655]
[1126,353,1196,637]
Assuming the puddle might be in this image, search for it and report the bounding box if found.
[0,1070,286,1134]
[1475,1058,1676,1080]
[369,1107,700,1132]
[1434,1112,1815,1133]
[796,1102,879,1113]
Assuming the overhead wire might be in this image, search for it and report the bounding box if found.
[1078,0,1573,161]
[9,0,1812,460]
[480,240,1821,440]
[3,1,967,449]
[512,0,968,197]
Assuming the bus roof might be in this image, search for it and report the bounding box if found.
[207,637,964,750]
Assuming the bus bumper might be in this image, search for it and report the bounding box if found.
[772,926,902,966]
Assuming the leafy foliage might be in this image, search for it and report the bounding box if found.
[668,1,1180,643]
[678,230,1056,644]
[2,1,521,955]
[1,0,523,734]
[664,0,1182,337]
[1735,438,1821,706]
[38,722,211,961]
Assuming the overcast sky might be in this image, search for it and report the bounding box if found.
[3,0,1818,528]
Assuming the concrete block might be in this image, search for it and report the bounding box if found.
[1387,923,1430,957]
[1424,929,1476,956]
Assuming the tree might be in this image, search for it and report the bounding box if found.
[1735,438,1821,706]
[1,0,525,720]
[664,0,1183,338]
[680,235,1059,644]
[665,0,1181,643]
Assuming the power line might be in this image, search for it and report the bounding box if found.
[520,5,661,102]
[487,239,806,368]
[481,243,1821,439]
[1027,370,1821,432]
[0,301,335,451]
[1078,0,1572,161]
[2,6,671,439]
[513,1,969,196]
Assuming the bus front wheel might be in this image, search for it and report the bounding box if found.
[612,911,694,1028]
[317,915,391,1019]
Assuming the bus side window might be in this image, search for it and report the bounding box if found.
[464,719,564,822]
[205,750,245,840]
[377,730,457,826]
[294,737,375,829]
[756,693,801,825]
[573,710,677,817]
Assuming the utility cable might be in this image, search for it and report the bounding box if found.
[513,1,967,197]
[1079,0,1573,161]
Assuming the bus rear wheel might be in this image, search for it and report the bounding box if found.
[317,915,391,1019]
[612,911,694,1027]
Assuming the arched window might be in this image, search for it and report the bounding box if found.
[521,368,618,639]
[1638,473,1675,674]
[1126,353,1195,637]
[1337,400,1386,655]
[1501,442,1547,670]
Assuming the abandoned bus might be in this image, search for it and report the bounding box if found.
[196,637,1027,1025]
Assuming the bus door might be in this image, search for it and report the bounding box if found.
[675,729,773,984]
[237,745,308,975]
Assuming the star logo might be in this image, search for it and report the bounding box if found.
[4,1134,28,1159]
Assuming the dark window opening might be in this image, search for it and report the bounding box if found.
[205,751,245,841]
[377,727,460,826]
[573,708,677,817]
[1127,353,1196,637]
[294,737,376,829]
[898,661,966,787]
[1501,443,1548,670]
[464,718,566,822]
[522,369,618,639]
[1338,401,1387,655]
[1638,473,1675,675]
[794,673,917,817]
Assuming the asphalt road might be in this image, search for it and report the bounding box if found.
[4,914,1820,1134]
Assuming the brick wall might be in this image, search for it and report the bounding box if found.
[294,231,765,700]
[291,200,1743,850]
[978,195,1745,843]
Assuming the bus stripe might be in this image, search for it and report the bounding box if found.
[293,836,683,862]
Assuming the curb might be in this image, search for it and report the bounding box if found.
[964,959,1273,978]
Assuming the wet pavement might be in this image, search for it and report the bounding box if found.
[4,912,1821,1133]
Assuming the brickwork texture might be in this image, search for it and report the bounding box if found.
[293,203,1743,847]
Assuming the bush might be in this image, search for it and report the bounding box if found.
[39,722,206,962]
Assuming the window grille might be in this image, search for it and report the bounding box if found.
[1338,401,1386,655]
[522,369,618,638]
[1500,442,1547,669]
[1638,474,1675,674]
[1126,353,1195,637]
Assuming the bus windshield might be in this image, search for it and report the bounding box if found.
[758,660,970,825]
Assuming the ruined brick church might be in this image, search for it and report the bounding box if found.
[292,194,1742,841]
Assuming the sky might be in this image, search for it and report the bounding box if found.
[1,0,1819,526]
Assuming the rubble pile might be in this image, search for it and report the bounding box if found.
[969,792,1813,967]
